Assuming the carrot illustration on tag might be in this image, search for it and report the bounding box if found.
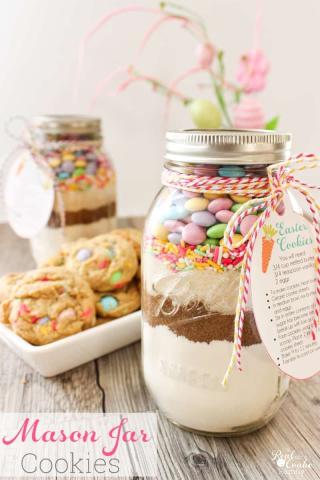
[262,224,277,273]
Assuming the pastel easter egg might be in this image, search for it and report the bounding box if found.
[203,238,219,246]
[231,203,242,213]
[168,232,182,245]
[218,166,245,178]
[215,210,234,223]
[58,308,76,322]
[152,224,169,241]
[204,192,226,200]
[100,296,118,312]
[38,316,50,325]
[86,163,98,175]
[182,223,206,245]
[207,223,228,239]
[240,215,257,236]
[164,220,185,233]
[183,191,201,198]
[49,157,61,168]
[161,205,188,221]
[208,198,233,214]
[76,248,92,262]
[111,271,122,285]
[220,233,243,247]
[230,194,250,204]
[61,161,75,173]
[185,197,209,212]
[191,211,216,227]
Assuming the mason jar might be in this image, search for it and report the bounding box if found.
[27,115,116,264]
[142,129,292,435]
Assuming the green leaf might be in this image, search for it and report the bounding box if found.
[265,116,279,130]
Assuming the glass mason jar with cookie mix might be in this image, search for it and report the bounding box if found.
[142,130,292,435]
[27,115,116,264]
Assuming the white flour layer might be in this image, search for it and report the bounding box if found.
[143,323,289,432]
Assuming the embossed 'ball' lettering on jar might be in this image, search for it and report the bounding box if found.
[141,129,292,435]
[28,115,116,264]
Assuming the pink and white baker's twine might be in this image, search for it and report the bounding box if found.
[222,155,320,385]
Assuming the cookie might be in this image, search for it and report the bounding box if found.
[107,228,142,259]
[1,267,96,346]
[96,281,140,319]
[0,273,24,303]
[64,235,138,292]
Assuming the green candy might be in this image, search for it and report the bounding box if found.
[231,204,242,213]
[203,238,219,246]
[110,270,122,284]
[207,223,227,239]
[73,167,86,177]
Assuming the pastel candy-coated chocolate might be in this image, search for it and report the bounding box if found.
[183,191,201,198]
[101,296,118,311]
[191,211,216,227]
[207,223,228,239]
[230,194,250,204]
[240,215,257,236]
[49,158,61,168]
[86,163,98,175]
[58,308,76,322]
[58,172,70,180]
[73,167,85,177]
[204,192,226,200]
[161,205,188,221]
[61,161,75,173]
[110,271,122,284]
[182,223,206,245]
[168,232,182,245]
[185,197,209,212]
[38,316,50,325]
[164,220,185,233]
[208,198,233,214]
[218,166,245,177]
[215,210,233,223]
[203,238,219,246]
[220,233,243,247]
[231,203,242,213]
[76,248,92,262]
[152,224,169,241]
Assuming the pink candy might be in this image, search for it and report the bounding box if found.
[164,220,185,233]
[215,210,233,223]
[182,223,206,245]
[240,215,257,236]
[208,198,233,214]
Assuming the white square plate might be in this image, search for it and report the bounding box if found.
[0,311,141,377]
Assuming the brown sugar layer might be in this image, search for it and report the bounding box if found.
[142,293,261,346]
[48,202,116,228]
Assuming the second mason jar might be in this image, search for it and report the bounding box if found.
[142,129,292,435]
[28,115,116,264]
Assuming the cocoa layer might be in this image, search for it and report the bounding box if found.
[142,293,261,346]
[48,202,116,228]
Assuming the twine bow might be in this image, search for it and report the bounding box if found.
[222,154,320,385]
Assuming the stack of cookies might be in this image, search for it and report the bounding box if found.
[0,228,141,346]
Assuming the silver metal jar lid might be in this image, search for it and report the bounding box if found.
[31,115,101,135]
[165,129,292,165]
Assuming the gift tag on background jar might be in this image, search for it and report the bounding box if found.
[250,197,320,379]
[4,154,54,238]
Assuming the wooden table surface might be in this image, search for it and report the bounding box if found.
[0,221,319,480]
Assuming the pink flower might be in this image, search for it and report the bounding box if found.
[236,49,270,93]
[196,42,215,69]
[233,97,265,129]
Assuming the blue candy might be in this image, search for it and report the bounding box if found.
[76,248,92,262]
[58,171,70,180]
[218,166,246,178]
[100,296,118,312]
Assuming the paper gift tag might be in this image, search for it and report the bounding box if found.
[4,154,54,238]
[251,199,320,379]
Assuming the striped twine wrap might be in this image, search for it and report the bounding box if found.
[162,154,320,386]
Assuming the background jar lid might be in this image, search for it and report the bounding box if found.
[31,115,101,136]
[165,129,292,165]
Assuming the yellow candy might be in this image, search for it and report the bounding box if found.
[220,233,243,247]
[75,160,87,167]
[230,194,250,204]
[204,192,226,200]
[63,153,75,161]
[185,197,209,212]
[49,158,61,168]
[152,224,169,241]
